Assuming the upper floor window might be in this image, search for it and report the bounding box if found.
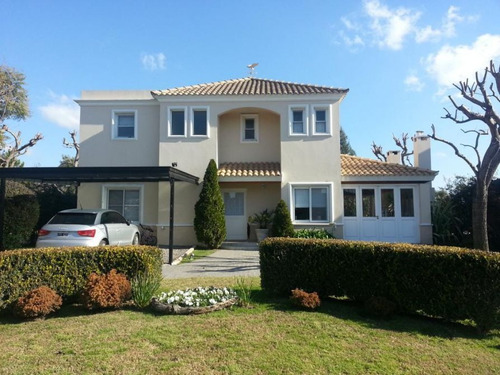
[169,107,186,137]
[191,107,209,137]
[313,107,329,135]
[112,110,137,140]
[289,106,308,135]
[241,114,259,142]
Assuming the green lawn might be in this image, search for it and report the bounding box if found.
[0,276,498,375]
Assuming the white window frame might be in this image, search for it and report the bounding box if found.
[101,184,144,224]
[288,105,309,136]
[312,105,331,136]
[240,114,259,143]
[289,183,333,224]
[168,106,187,137]
[111,110,138,140]
[190,106,210,137]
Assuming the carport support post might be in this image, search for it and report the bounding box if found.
[0,178,4,251]
[168,177,175,264]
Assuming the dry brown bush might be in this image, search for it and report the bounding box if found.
[14,286,62,319]
[82,269,131,310]
[290,288,321,310]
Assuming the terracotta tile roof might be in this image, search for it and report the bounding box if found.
[218,162,281,177]
[152,77,348,96]
[341,154,437,177]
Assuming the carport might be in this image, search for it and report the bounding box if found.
[0,166,200,263]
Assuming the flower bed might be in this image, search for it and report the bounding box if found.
[151,286,239,315]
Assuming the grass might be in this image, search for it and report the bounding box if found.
[0,276,499,374]
[180,248,216,263]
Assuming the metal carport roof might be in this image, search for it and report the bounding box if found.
[0,166,200,264]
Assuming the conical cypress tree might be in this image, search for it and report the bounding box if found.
[193,159,226,248]
[270,199,295,237]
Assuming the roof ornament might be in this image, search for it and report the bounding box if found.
[247,63,258,76]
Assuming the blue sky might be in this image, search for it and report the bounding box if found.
[2,0,500,188]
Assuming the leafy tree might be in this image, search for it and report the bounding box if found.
[340,127,356,155]
[270,200,295,237]
[193,159,226,248]
[429,61,500,251]
[59,155,76,168]
[0,65,42,167]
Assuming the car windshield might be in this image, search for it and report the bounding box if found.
[48,213,97,225]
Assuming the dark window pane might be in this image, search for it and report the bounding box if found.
[343,189,357,217]
[381,189,395,217]
[244,118,255,140]
[401,188,414,217]
[294,188,310,220]
[362,189,376,217]
[315,110,326,122]
[49,213,97,225]
[311,188,327,221]
[117,114,135,138]
[292,110,304,134]
[193,110,207,135]
[171,111,185,135]
[117,126,134,138]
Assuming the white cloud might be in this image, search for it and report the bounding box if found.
[39,92,79,130]
[141,53,166,71]
[338,2,477,51]
[363,0,421,50]
[404,74,424,91]
[415,6,468,43]
[424,34,500,88]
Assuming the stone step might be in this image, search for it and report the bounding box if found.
[221,241,259,250]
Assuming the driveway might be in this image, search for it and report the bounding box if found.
[162,248,260,279]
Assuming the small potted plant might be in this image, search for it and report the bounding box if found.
[248,209,274,242]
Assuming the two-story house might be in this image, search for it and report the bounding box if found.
[76,77,437,246]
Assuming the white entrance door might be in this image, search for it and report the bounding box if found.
[223,191,247,240]
[360,188,379,241]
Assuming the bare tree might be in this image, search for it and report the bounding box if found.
[371,133,414,166]
[0,65,42,167]
[62,130,80,167]
[429,60,500,251]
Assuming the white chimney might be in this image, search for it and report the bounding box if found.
[412,131,431,169]
[386,150,402,164]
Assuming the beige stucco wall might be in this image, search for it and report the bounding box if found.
[79,103,160,167]
[218,108,280,163]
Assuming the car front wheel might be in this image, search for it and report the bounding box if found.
[98,239,108,246]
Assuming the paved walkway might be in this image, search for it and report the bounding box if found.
[162,248,260,279]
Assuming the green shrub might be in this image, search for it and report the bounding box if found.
[294,228,334,239]
[260,238,500,332]
[131,269,162,308]
[4,181,40,249]
[0,245,162,311]
[270,200,294,237]
[194,159,226,248]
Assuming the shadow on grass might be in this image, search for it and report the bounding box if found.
[250,289,499,341]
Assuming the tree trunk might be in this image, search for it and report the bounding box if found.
[472,180,489,251]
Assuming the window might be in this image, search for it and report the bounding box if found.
[169,107,186,136]
[289,106,308,135]
[292,185,330,222]
[400,188,414,217]
[241,114,258,142]
[362,189,376,217]
[381,189,395,217]
[112,110,137,139]
[105,188,141,223]
[343,189,357,217]
[313,106,330,135]
[191,108,209,136]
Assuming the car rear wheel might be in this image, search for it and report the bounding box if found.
[98,239,108,246]
[132,233,139,245]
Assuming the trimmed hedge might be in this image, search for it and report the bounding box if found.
[260,238,500,331]
[0,245,162,310]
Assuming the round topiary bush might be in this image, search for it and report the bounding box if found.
[4,181,40,249]
[271,200,295,237]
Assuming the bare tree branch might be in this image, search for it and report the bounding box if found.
[63,130,80,167]
[371,141,386,162]
[0,124,42,167]
[392,133,413,166]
